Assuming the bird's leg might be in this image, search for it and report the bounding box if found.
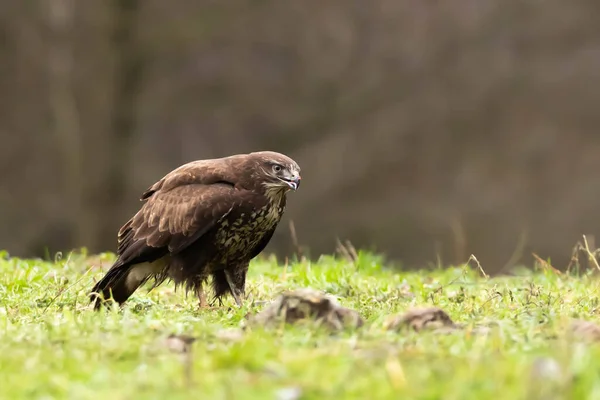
[196,285,209,308]
[224,268,244,308]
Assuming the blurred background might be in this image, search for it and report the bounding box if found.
[3,0,600,273]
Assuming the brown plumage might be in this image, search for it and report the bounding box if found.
[90,151,301,310]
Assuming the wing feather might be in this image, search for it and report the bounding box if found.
[115,182,239,267]
[113,156,251,267]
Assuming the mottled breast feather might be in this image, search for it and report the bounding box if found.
[214,193,286,262]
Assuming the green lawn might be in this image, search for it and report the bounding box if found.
[2,249,600,399]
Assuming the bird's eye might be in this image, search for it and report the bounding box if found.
[272,164,282,173]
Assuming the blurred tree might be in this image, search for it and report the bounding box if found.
[95,0,144,246]
[44,0,89,247]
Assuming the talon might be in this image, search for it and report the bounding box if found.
[209,295,225,308]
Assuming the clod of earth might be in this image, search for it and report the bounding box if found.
[245,288,364,331]
[567,319,600,342]
[529,357,564,383]
[213,328,245,342]
[385,306,457,333]
[385,306,494,335]
[527,357,567,399]
[275,386,303,400]
[163,333,197,353]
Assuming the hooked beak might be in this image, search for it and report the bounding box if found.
[282,175,301,191]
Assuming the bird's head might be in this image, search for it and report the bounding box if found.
[249,151,301,195]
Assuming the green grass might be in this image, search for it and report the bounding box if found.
[3,249,600,399]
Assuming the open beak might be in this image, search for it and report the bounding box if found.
[283,176,301,191]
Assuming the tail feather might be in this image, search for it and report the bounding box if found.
[90,262,136,309]
[90,260,164,309]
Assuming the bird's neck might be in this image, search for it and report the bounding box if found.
[264,186,287,207]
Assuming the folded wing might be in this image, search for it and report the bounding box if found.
[90,160,243,307]
[116,182,238,266]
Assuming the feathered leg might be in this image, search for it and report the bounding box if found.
[224,269,244,307]
[225,262,248,307]
[210,262,248,307]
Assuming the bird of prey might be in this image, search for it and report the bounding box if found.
[89,151,301,310]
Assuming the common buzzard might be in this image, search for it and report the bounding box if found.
[90,151,301,309]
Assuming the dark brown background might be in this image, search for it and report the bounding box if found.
[3,0,600,272]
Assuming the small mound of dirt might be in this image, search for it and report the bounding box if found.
[385,307,458,333]
[568,319,600,342]
[385,306,494,335]
[245,288,364,331]
[163,333,197,353]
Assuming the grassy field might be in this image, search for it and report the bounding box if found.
[2,249,600,399]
